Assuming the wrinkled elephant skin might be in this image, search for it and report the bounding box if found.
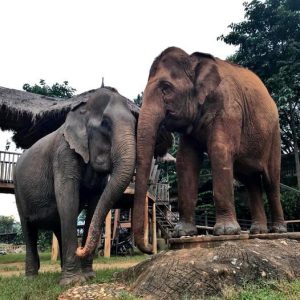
[14,87,136,285]
[133,47,286,253]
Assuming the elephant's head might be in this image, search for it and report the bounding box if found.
[133,47,221,253]
[64,87,137,257]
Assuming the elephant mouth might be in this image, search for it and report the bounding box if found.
[164,112,191,133]
[166,109,178,119]
[92,158,111,173]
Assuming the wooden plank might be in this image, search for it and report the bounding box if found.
[124,186,135,194]
[149,164,158,184]
[285,220,300,224]
[143,196,149,246]
[112,209,120,240]
[154,169,161,184]
[51,233,59,262]
[120,222,131,228]
[152,202,157,254]
[104,210,112,258]
[0,182,15,194]
[149,159,155,180]
[169,232,300,250]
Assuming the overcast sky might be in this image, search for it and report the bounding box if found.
[0,0,245,221]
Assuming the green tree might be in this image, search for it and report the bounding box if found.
[0,216,15,233]
[23,79,76,99]
[219,0,300,188]
[133,92,143,108]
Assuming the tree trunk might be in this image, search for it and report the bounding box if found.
[60,235,300,299]
[117,236,300,299]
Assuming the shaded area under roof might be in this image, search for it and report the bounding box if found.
[0,86,140,149]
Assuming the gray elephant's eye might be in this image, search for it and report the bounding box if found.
[100,118,111,132]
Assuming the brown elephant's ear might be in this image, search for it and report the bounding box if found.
[154,125,173,158]
[191,53,222,105]
[63,102,89,163]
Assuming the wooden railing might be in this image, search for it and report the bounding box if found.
[0,151,21,183]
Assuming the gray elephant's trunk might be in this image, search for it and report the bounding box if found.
[76,127,136,258]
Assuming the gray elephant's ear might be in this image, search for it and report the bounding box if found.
[63,102,89,163]
[192,53,222,105]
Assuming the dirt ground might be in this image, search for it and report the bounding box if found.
[0,261,139,277]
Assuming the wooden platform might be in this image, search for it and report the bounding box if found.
[169,232,300,250]
[0,182,15,194]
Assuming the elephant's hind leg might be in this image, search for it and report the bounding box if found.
[22,220,40,277]
[263,129,286,233]
[263,165,286,233]
[237,173,268,234]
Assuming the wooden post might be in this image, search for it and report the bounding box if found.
[51,233,59,262]
[104,210,112,258]
[144,196,149,246]
[112,209,120,240]
[152,201,157,254]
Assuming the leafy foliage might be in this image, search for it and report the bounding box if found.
[280,190,300,220]
[37,231,52,252]
[23,79,76,99]
[0,216,15,233]
[219,0,300,189]
[133,92,143,108]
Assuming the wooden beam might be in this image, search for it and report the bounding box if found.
[104,210,112,258]
[144,196,149,246]
[0,182,15,194]
[112,209,120,240]
[152,202,157,254]
[51,233,59,262]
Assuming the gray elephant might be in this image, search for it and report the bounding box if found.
[14,87,137,285]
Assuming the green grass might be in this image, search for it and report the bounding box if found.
[0,268,121,300]
[93,254,148,264]
[0,252,51,264]
[3,253,300,299]
[0,265,20,272]
[209,280,300,300]
[1,270,300,300]
[0,252,148,265]
[0,252,147,300]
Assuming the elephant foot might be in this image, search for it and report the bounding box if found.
[59,273,86,286]
[213,220,241,236]
[172,221,197,238]
[270,222,287,233]
[25,272,38,278]
[82,269,96,280]
[250,223,268,234]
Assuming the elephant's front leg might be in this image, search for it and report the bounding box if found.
[55,176,85,286]
[208,136,241,235]
[173,136,201,237]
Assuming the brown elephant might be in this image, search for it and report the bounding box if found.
[133,47,287,254]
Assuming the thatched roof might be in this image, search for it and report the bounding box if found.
[0,86,140,148]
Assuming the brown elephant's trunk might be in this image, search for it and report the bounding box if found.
[133,97,165,254]
[76,124,136,258]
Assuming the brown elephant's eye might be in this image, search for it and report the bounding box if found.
[160,82,173,96]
